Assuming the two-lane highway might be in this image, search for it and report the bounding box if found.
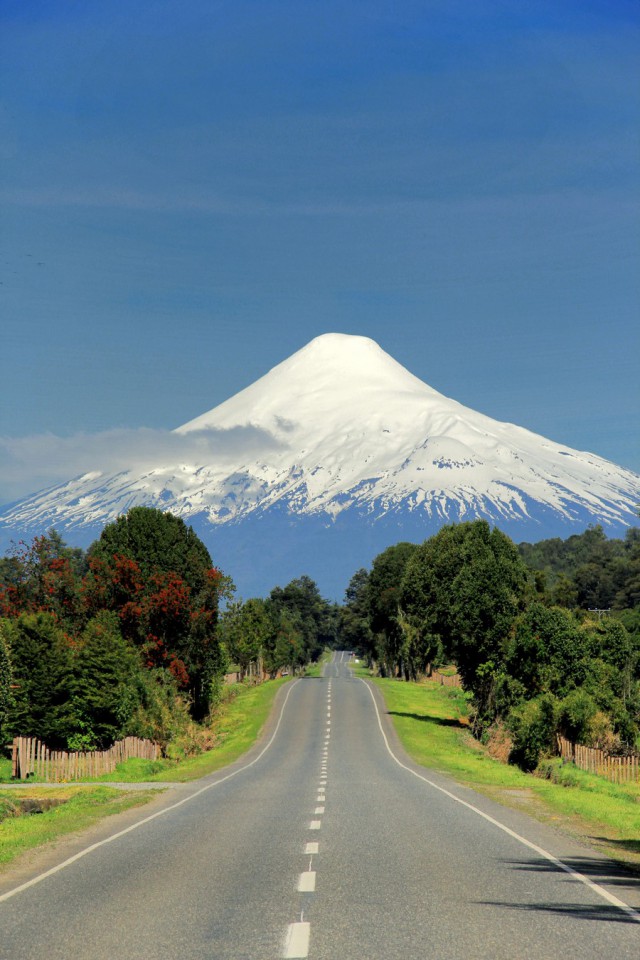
[1,652,638,958]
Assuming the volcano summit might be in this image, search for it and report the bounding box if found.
[1,334,638,596]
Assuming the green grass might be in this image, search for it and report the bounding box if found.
[0,786,157,869]
[354,664,640,869]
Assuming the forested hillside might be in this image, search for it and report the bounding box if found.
[518,525,640,615]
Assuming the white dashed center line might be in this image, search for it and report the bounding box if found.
[284,921,310,958]
[298,871,316,892]
[284,673,337,957]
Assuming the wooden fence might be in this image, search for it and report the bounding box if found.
[429,669,463,688]
[11,735,160,782]
[557,735,640,784]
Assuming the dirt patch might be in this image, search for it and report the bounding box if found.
[0,796,67,822]
[481,785,546,814]
[16,798,67,815]
[485,723,513,764]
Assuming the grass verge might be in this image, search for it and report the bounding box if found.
[0,786,157,870]
[355,664,640,871]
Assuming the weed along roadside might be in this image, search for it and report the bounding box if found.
[0,677,291,870]
[354,664,640,873]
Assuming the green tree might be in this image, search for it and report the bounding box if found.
[339,568,374,661]
[2,612,75,747]
[508,693,558,771]
[401,521,528,729]
[270,608,306,673]
[220,598,272,679]
[270,576,337,664]
[507,603,587,698]
[71,612,144,748]
[0,625,15,745]
[368,542,418,676]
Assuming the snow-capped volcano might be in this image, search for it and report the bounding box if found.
[173,333,637,527]
[1,334,638,595]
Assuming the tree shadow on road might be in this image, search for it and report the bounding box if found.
[478,853,640,923]
[387,710,466,729]
[495,853,640,896]
[476,899,638,923]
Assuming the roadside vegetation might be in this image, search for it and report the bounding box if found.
[353,662,640,868]
[0,677,293,870]
[342,521,640,769]
[0,786,158,869]
[304,647,334,678]
[0,509,335,762]
[2,508,638,870]
[0,508,334,865]
[93,675,292,783]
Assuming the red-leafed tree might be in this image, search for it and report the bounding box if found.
[0,532,85,627]
[1,513,231,725]
[87,508,230,718]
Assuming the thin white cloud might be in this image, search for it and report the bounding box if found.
[0,425,282,506]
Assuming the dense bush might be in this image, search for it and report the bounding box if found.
[508,694,558,771]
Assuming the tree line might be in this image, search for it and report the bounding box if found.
[340,520,640,770]
[3,507,637,772]
[220,577,338,680]
[0,508,335,755]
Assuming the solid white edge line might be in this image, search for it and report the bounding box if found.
[0,679,302,904]
[284,921,310,958]
[359,678,640,924]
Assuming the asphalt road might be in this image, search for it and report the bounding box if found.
[1,651,638,959]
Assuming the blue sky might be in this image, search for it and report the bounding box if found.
[1,0,639,505]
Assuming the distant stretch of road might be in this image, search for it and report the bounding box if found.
[1,651,638,959]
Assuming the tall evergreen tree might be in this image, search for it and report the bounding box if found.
[0,625,15,745]
[72,612,144,748]
[2,612,75,747]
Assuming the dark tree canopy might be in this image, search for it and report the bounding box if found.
[401,521,529,724]
[270,575,338,663]
[339,568,374,658]
[2,612,75,747]
[89,507,213,593]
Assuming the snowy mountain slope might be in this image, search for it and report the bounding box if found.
[2,333,637,548]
